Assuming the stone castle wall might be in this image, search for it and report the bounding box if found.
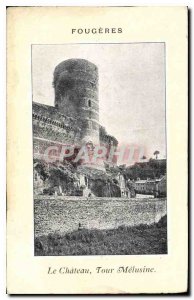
[33,102,81,159]
[34,197,167,237]
[33,59,118,163]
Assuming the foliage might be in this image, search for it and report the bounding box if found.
[48,162,79,193]
[141,155,147,160]
[153,150,160,159]
[34,159,79,195]
[34,161,49,181]
[35,215,167,256]
[124,159,166,181]
[89,178,121,197]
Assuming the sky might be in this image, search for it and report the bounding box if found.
[32,43,166,160]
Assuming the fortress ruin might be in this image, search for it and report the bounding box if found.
[33,59,126,197]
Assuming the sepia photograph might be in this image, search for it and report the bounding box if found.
[32,43,167,256]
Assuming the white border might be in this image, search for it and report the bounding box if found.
[1,1,192,299]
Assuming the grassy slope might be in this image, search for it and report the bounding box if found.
[35,215,167,256]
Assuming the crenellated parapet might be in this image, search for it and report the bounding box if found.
[33,59,118,171]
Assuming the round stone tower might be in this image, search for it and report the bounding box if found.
[53,59,99,145]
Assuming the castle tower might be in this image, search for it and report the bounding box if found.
[53,59,99,145]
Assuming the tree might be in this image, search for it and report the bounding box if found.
[141,155,147,161]
[153,150,160,160]
[34,161,49,181]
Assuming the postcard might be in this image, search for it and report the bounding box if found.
[7,6,188,294]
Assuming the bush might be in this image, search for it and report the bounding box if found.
[156,215,167,228]
[35,215,167,256]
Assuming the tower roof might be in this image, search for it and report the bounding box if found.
[53,59,98,87]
